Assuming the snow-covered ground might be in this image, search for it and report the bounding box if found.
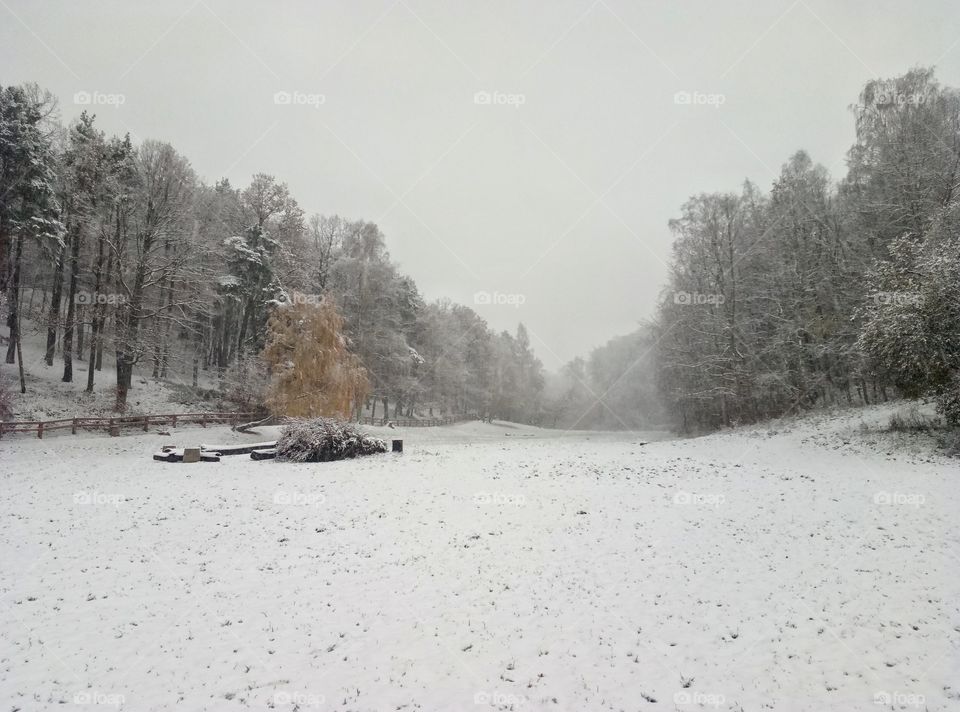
[1,405,957,711]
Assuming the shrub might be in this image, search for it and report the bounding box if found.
[887,406,940,433]
[276,417,387,462]
[936,374,960,428]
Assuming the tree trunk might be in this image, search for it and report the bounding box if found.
[44,242,66,365]
[236,299,253,359]
[62,221,82,382]
[95,321,105,370]
[4,233,24,364]
[16,320,26,393]
[115,356,133,411]
[86,314,99,392]
[76,304,85,360]
[86,226,107,392]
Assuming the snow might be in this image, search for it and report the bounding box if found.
[1,405,957,711]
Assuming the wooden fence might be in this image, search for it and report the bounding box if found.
[0,412,257,439]
[0,412,477,439]
[356,414,476,428]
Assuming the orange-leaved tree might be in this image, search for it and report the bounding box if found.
[261,295,369,418]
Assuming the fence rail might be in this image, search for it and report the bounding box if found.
[0,412,258,439]
[356,414,476,428]
[0,412,478,439]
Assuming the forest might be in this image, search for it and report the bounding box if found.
[555,66,960,432]
[2,66,958,432]
[0,91,545,421]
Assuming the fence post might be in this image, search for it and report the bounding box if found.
[201,414,207,428]
[172,415,177,428]
[143,416,149,432]
[37,421,44,439]
[109,418,118,436]
[72,418,77,435]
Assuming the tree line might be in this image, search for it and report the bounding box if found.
[549,67,959,433]
[0,83,545,420]
[4,67,957,432]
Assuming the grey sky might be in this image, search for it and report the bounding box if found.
[3,0,959,368]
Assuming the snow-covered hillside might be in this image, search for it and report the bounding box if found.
[1,315,222,421]
[1,405,957,711]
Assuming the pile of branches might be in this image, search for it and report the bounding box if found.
[276,417,387,462]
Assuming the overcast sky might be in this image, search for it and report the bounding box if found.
[3,0,959,368]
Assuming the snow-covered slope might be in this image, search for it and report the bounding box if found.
[0,405,956,711]
[1,315,221,421]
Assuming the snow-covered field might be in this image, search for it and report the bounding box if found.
[1,406,957,711]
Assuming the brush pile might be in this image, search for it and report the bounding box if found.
[275,417,387,462]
